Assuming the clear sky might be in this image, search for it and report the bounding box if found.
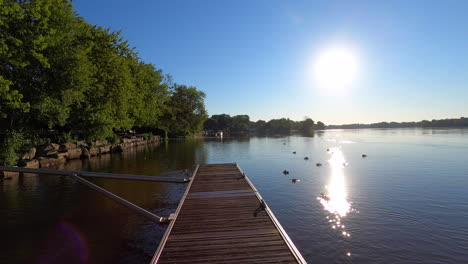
[74,0,468,125]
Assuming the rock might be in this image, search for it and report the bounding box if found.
[21,147,36,160]
[36,144,60,157]
[66,148,82,160]
[50,143,60,151]
[1,170,19,179]
[122,138,133,143]
[99,145,111,154]
[18,159,39,168]
[40,150,58,157]
[59,142,77,152]
[112,144,125,152]
[57,152,68,159]
[89,147,99,156]
[38,157,64,168]
[80,148,90,159]
[149,136,161,142]
[94,140,108,147]
[77,141,88,148]
[45,151,67,159]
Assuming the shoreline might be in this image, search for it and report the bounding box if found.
[1,135,161,179]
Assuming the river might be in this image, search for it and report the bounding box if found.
[1,128,467,263]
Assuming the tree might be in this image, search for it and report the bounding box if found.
[301,118,315,133]
[0,0,207,146]
[231,115,250,134]
[316,121,325,130]
[161,84,208,137]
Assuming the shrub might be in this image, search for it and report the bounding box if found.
[142,132,153,141]
[107,133,120,145]
[0,130,31,166]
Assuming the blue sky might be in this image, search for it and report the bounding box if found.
[74,0,468,125]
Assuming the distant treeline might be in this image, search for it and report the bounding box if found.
[204,114,325,135]
[0,0,207,165]
[326,117,468,129]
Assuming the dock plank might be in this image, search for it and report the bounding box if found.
[152,163,306,264]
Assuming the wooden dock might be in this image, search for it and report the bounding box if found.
[152,163,306,264]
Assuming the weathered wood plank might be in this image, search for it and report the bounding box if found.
[152,163,306,264]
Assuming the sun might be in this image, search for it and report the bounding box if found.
[313,47,359,94]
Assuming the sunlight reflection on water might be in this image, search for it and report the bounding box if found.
[319,147,351,217]
[318,147,354,257]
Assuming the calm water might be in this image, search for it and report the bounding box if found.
[1,129,467,263]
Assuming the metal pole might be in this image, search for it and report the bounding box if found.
[72,174,168,223]
[0,166,189,183]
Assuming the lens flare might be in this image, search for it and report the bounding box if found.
[34,221,88,263]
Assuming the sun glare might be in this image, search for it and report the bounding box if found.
[313,47,359,94]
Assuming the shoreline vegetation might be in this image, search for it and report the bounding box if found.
[326,117,468,129]
[0,1,207,166]
[203,114,325,136]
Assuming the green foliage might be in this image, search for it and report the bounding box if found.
[316,121,325,130]
[204,114,250,134]
[301,118,315,133]
[206,115,326,135]
[141,132,153,141]
[0,130,31,166]
[55,132,75,144]
[0,0,207,144]
[0,76,29,120]
[162,85,208,137]
[327,117,468,129]
[107,133,120,145]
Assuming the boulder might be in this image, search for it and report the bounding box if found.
[94,140,108,147]
[80,149,90,159]
[41,150,58,157]
[77,141,88,148]
[21,147,36,160]
[59,142,77,152]
[112,144,125,152]
[18,159,39,168]
[123,143,133,149]
[36,144,60,157]
[49,143,60,151]
[99,145,111,154]
[66,148,82,160]
[38,157,64,168]
[1,170,19,179]
[89,147,99,156]
[57,152,68,159]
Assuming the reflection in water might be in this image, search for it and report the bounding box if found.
[319,147,351,217]
[318,147,354,257]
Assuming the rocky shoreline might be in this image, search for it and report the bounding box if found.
[1,135,161,178]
